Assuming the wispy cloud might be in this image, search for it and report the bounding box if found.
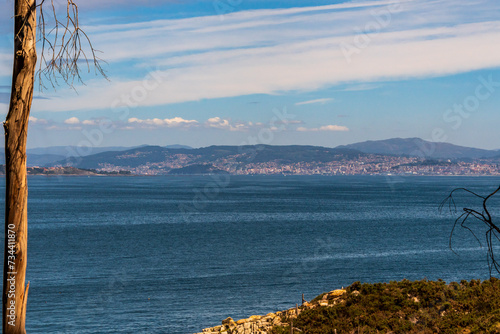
[29,116,48,124]
[297,125,349,132]
[77,0,182,10]
[128,117,198,128]
[295,98,334,106]
[29,117,110,131]
[28,116,267,132]
[82,119,98,125]
[22,0,500,113]
[337,84,381,92]
[204,117,272,132]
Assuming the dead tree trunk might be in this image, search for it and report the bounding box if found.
[3,0,36,333]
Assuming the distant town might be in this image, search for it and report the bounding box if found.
[19,155,500,177]
[7,138,500,176]
[94,154,500,176]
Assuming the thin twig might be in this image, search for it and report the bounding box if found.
[37,0,107,91]
[442,185,500,276]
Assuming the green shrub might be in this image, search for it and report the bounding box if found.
[272,278,500,334]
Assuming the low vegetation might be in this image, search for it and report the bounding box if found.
[271,278,500,334]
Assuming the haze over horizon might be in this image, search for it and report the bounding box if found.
[22,137,500,152]
[1,0,500,150]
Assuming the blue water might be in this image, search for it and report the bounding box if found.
[1,175,499,333]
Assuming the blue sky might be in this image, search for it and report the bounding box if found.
[1,0,500,149]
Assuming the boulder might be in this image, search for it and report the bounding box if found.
[222,317,237,328]
[327,289,347,298]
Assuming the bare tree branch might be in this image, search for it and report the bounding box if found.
[37,0,107,90]
[441,185,500,276]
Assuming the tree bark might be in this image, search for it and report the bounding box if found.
[3,0,36,333]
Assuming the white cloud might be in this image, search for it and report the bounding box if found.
[128,117,198,128]
[205,117,230,129]
[26,0,500,112]
[27,115,264,132]
[297,125,349,132]
[205,117,249,131]
[29,116,48,124]
[295,98,334,106]
[64,117,80,124]
[276,120,304,125]
[319,125,349,132]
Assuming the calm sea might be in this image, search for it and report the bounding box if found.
[1,175,499,333]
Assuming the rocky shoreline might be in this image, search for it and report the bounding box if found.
[195,288,347,334]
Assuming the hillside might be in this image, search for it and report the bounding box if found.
[199,278,500,334]
[26,139,500,175]
[168,163,228,175]
[339,138,497,159]
[0,145,194,167]
[26,144,192,156]
[271,279,500,334]
[51,144,368,174]
[13,139,500,171]
[0,153,66,166]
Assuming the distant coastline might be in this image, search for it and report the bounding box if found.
[4,168,500,177]
[7,138,500,176]
[0,165,132,176]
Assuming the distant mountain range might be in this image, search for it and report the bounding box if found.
[26,145,132,156]
[0,145,192,167]
[4,138,498,173]
[27,144,192,156]
[27,138,497,175]
[51,145,365,171]
[338,138,499,160]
